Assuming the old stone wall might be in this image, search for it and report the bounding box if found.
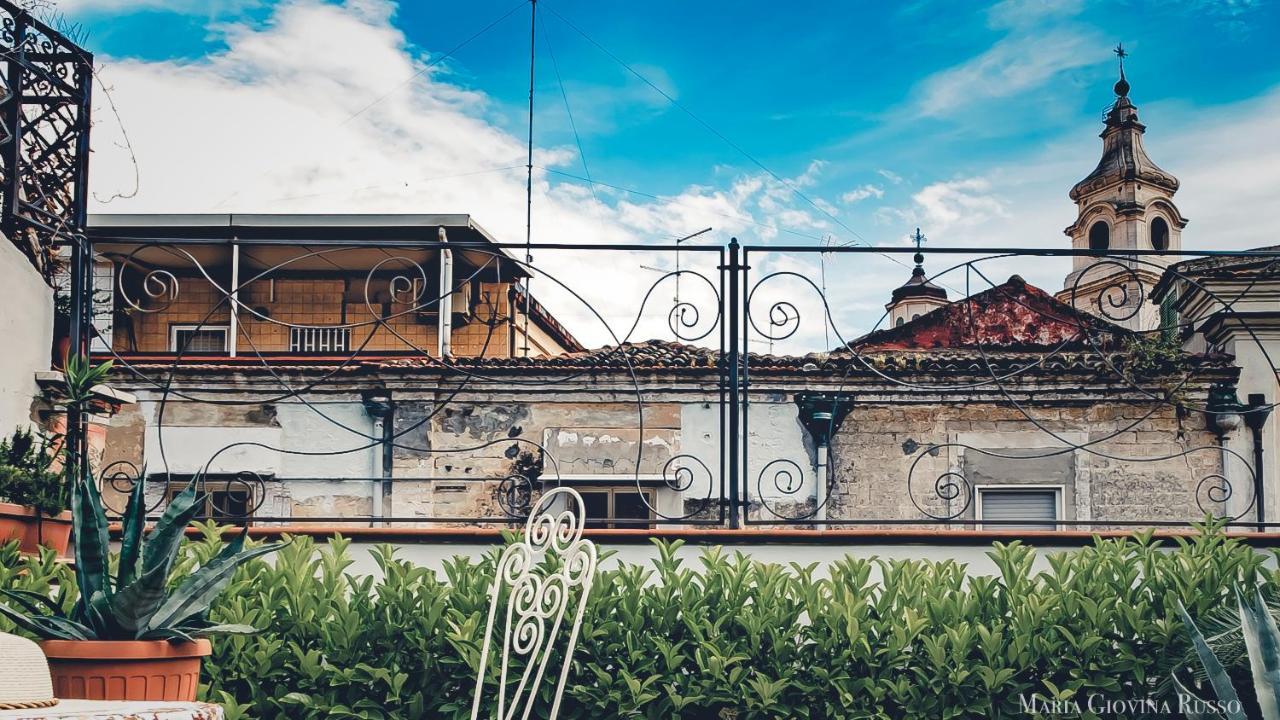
[96,366,1236,531]
[829,401,1224,528]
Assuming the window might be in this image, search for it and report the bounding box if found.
[289,326,351,353]
[170,325,228,353]
[577,487,656,529]
[977,488,1060,531]
[1160,290,1179,341]
[895,317,905,327]
[159,476,258,523]
[1150,216,1170,251]
[1088,221,1110,252]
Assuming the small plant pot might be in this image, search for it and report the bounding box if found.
[39,639,212,702]
[0,502,72,557]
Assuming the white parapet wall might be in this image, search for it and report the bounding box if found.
[0,237,52,435]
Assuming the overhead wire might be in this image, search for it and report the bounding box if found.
[542,19,599,208]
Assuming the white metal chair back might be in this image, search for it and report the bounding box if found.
[470,487,598,720]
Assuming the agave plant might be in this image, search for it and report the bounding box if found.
[1177,589,1280,719]
[0,468,280,641]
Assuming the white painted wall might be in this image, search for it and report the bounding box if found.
[681,400,816,509]
[0,238,53,436]
[334,539,1071,580]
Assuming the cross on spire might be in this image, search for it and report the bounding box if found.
[911,227,926,265]
[1113,43,1130,97]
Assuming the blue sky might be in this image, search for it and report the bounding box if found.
[56,0,1280,348]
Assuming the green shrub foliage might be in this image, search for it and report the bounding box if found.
[1,524,1274,719]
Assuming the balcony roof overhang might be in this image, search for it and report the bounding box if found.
[85,213,527,280]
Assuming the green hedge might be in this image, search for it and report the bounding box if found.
[1,525,1274,719]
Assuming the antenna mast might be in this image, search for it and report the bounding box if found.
[522,0,537,357]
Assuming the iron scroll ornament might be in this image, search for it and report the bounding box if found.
[742,250,1277,525]
[470,487,597,720]
[97,242,727,524]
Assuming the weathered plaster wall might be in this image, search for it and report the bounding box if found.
[101,395,378,521]
[98,368,1233,531]
[830,402,1223,528]
[0,238,53,435]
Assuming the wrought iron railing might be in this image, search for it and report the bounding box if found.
[65,228,1280,532]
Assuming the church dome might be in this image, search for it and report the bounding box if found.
[891,253,948,303]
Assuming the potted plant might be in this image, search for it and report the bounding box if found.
[0,469,280,702]
[51,290,72,370]
[0,428,72,556]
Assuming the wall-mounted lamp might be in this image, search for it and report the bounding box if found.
[1207,383,1244,440]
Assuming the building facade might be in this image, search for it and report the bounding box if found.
[88,69,1271,533]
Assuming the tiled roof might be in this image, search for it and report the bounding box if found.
[850,275,1121,352]
[102,337,1233,379]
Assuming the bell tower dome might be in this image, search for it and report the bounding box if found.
[1056,45,1188,331]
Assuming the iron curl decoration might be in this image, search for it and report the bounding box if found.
[905,444,973,521]
[646,454,718,521]
[113,246,182,313]
[1064,258,1146,323]
[203,470,269,520]
[1197,473,1233,509]
[661,454,708,493]
[471,487,597,720]
[496,473,535,520]
[755,458,821,520]
[625,268,721,343]
[97,459,149,516]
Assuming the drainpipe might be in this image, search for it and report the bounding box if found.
[438,227,452,357]
[814,436,830,525]
[229,240,240,357]
[362,392,393,527]
[1245,393,1272,532]
[1208,383,1246,522]
[795,392,853,530]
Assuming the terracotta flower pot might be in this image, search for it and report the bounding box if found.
[39,639,212,702]
[0,502,72,557]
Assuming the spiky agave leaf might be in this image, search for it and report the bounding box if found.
[1238,588,1280,720]
[0,602,94,640]
[1178,600,1244,713]
[143,528,281,634]
[1173,674,1243,720]
[115,470,148,588]
[70,468,111,604]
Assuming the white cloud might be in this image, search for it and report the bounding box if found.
[911,177,1010,229]
[916,28,1107,117]
[877,168,904,185]
[840,184,884,204]
[75,0,1280,353]
[83,0,844,349]
[986,0,1085,30]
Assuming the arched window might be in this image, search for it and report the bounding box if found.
[1088,221,1110,252]
[1150,216,1170,251]
[912,313,920,321]
[895,316,905,327]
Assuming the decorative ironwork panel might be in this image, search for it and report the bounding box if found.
[0,0,92,279]
[471,487,596,720]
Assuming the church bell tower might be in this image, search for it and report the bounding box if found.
[1056,45,1188,331]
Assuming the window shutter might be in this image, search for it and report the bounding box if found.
[979,490,1058,530]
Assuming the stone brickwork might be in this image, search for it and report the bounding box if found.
[95,341,1241,532]
[829,401,1223,529]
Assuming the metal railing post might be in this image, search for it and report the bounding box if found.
[725,238,741,529]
